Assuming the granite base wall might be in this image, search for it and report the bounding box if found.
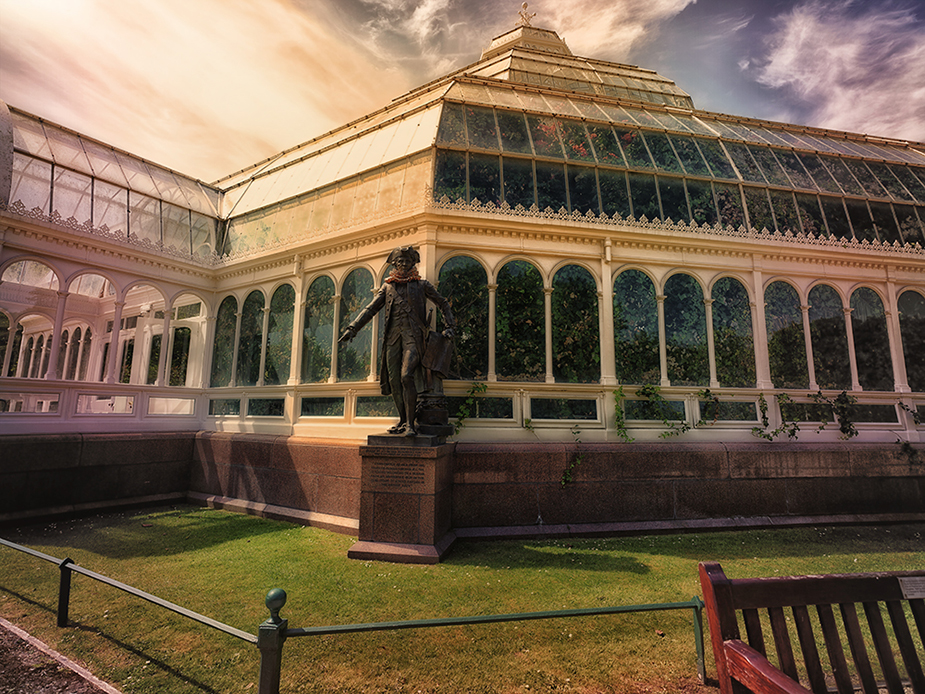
[0,432,195,522]
[451,442,925,531]
[2,434,923,536]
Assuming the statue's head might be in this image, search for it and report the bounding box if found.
[387,246,420,271]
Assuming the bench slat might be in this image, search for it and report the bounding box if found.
[743,608,766,656]
[863,601,905,694]
[769,605,799,681]
[839,602,879,694]
[729,572,923,610]
[817,603,854,694]
[911,599,925,653]
[793,604,828,694]
[885,600,925,693]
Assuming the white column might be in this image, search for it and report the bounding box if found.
[657,294,669,386]
[544,286,554,383]
[2,318,17,378]
[257,305,271,387]
[200,315,217,389]
[44,290,69,380]
[289,268,306,386]
[751,270,773,389]
[106,301,125,384]
[704,298,719,388]
[600,245,617,386]
[156,308,172,386]
[884,278,910,393]
[229,309,243,387]
[487,283,497,382]
[801,304,817,391]
[329,295,341,384]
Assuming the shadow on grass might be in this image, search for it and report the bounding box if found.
[447,544,652,573]
[4,504,288,559]
[0,584,226,694]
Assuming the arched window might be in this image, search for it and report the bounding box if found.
[664,274,708,386]
[65,327,81,380]
[78,328,92,381]
[808,284,851,390]
[438,256,488,379]
[264,284,295,386]
[56,330,69,378]
[765,281,808,388]
[169,327,192,386]
[613,269,659,385]
[552,265,599,382]
[850,288,893,391]
[495,260,544,381]
[237,291,265,387]
[31,335,45,378]
[302,276,335,383]
[712,277,755,387]
[0,314,8,373]
[21,336,34,378]
[337,268,374,382]
[210,296,238,387]
[6,324,23,377]
[898,291,925,392]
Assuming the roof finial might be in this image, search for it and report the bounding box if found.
[518,2,535,27]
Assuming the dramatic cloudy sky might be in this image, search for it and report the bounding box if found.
[2,0,923,183]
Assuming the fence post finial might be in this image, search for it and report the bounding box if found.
[257,589,288,694]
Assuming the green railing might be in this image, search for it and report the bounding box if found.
[2,537,706,693]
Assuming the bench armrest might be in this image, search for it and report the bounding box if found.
[724,640,811,694]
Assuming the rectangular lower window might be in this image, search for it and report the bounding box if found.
[247,399,285,417]
[209,399,240,416]
[148,397,195,415]
[76,394,134,414]
[625,399,685,421]
[0,393,60,413]
[301,397,345,417]
[530,398,597,420]
[446,396,514,419]
[698,400,757,422]
[356,396,398,417]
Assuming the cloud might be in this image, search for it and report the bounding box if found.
[752,0,925,141]
[543,0,697,62]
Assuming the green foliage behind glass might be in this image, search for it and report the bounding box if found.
[211,296,237,387]
[552,265,599,383]
[664,274,708,387]
[808,284,851,390]
[302,276,334,383]
[439,256,489,380]
[337,269,373,382]
[496,260,544,381]
[264,284,294,386]
[712,277,756,387]
[613,269,659,385]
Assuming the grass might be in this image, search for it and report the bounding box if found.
[1,505,923,693]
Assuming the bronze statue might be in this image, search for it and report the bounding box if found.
[338,246,455,437]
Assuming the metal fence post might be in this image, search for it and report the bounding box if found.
[57,558,73,628]
[257,588,288,694]
[691,596,705,683]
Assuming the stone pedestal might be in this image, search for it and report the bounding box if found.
[347,436,456,564]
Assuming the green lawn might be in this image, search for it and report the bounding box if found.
[1,505,922,693]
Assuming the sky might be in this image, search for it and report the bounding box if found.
[1,0,924,184]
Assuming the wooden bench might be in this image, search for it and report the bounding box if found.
[699,561,925,694]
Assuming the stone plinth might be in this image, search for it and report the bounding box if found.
[348,436,456,564]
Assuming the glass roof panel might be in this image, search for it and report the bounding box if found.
[797,134,841,155]
[437,101,467,147]
[872,163,915,202]
[145,164,190,209]
[73,139,126,187]
[766,129,813,150]
[749,146,791,187]
[11,112,52,159]
[621,107,662,129]
[497,110,532,154]
[696,138,737,179]
[43,124,93,176]
[688,117,720,137]
[596,103,637,126]
[650,112,687,132]
[516,91,551,113]
[485,86,523,110]
[843,159,888,198]
[357,123,399,173]
[614,127,654,169]
[669,135,711,177]
[725,142,766,183]
[701,119,741,140]
[465,106,501,151]
[114,152,160,197]
[642,132,683,173]
[722,123,766,144]
[570,99,609,121]
[527,115,564,159]
[561,120,596,163]
[402,104,442,157]
[890,165,925,203]
[774,149,815,190]
[798,153,843,194]
[587,124,625,167]
[747,127,791,148]
[540,93,583,118]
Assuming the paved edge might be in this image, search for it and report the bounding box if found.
[0,615,123,694]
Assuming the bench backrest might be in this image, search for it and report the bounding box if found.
[699,561,925,694]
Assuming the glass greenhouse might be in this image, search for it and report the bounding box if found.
[1,24,923,442]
